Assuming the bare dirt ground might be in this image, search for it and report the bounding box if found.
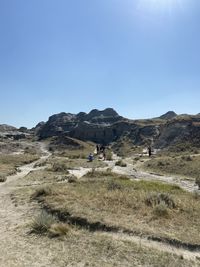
[0,145,200,266]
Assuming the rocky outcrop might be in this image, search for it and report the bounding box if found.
[36,109,200,149]
[37,108,124,140]
[0,124,31,140]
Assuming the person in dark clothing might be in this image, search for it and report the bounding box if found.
[88,153,94,162]
[96,144,100,154]
[148,146,152,157]
[100,145,105,153]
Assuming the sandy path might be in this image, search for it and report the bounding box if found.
[0,147,199,266]
[0,143,58,267]
[102,232,200,262]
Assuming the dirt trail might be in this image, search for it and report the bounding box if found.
[0,146,200,266]
[102,232,200,262]
[0,143,56,267]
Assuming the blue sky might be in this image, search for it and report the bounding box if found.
[0,0,200,128]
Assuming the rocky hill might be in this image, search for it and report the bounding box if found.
[35,108,200,150]
[0,124,31,140]
[159,111,177,120]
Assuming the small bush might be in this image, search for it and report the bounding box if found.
[107,180,122,191]
[115,160,127,167]
[0,176,6,183]
[181,156,193,161]
[31,211,56,234]
[86,168,97,178]
[195,177,200,189]
[49,223,71,237]
[51,162,69,173]
[67,175,78,183]
[145,192,176,209]
[157,161,165,167]
[153,202,169,217]
[31,186,52,199]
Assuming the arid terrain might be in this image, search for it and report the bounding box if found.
[1,110,200,266]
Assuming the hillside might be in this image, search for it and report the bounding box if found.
[35,109,200,151]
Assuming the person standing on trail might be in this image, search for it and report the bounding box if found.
[96,144,100,154]
[148,146,152,157]
[103,151,106,161]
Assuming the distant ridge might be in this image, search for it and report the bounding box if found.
[159,111,177,120]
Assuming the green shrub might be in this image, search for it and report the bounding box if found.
[153,202,169,217]
[31,211,56,234]
[107,180,122,191]
[51,162,69,173]
[145,192,176,209]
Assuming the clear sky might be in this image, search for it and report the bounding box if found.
[0,0,200,128]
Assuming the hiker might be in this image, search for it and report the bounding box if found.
[88,153,94,162]
[147,146,152,157]
[103,151,106,161]
[100,145,105,153]
[96,144,100,154]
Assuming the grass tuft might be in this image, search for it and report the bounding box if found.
[31,186,52,199]
[107,180,123,191]
[153,202,169,217]
[49,223,72,237]
[31,211,56,234]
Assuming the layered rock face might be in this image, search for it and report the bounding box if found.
[37,108,125,142]
[36,109,200,149]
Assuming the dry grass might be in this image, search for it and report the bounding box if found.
[10,169,198,267]
[27,226,198,266]
[145,192,176,208]
[49,162,70,173]
[0,154,40,177]
[51,138,96,159]
[144,155,200,180]
[38,172,200,245]
[48,156,107,171]
[49,223,72,237]
[31,186,52,200]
